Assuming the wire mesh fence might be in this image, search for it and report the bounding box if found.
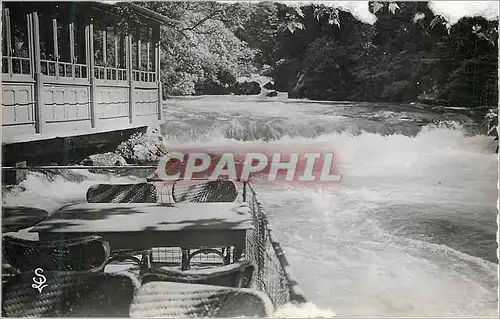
[154,178,307,308]
[243,181,307,308]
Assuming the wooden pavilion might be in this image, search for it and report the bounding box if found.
[2,1,175,142]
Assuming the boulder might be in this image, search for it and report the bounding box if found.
[233,81,261,95]
[81,152,128,166]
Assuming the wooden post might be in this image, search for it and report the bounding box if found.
[114,36,119,69]
[146,28,151,73]
[114,33,118,80]
[126,34,135,124]
[5,8,13,76]
[119,33,125,78]
[153,26,162,120]
[136,29,141,73]
[32,12,44,134]
[52,18,59,78]
[69,21,75,79]
[102,29,107,65]
[102,28,107,79]
[157,81,162,121]
[87,22,97,128]
[27,13,34,78]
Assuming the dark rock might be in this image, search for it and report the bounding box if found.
[270,58,302,93]
[80,152,127,166]
[263,82,275,90]
[195,81,232,95]
[82,158,94,166]
[288,73,306,99]
[266,91,278,97]
[233,81,261,95]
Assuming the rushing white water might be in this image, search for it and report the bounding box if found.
[3,95,497,317]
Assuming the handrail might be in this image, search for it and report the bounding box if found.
[1,166,245,181]
[1,165,157,171]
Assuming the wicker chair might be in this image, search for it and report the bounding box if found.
[172,179,238,203]
[2,235,110,273]
[172,179,238,268]
[2,271,138,317]
[141,260,255,288]
[86,183,158,204]
[86,183,157,268]
[129,281,274,317]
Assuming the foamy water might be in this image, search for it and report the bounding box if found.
[3,95,497,317]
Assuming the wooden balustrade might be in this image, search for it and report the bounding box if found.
[1,2,165,141]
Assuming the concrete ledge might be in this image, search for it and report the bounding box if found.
[2,125,149,167]
[2,123,148,145]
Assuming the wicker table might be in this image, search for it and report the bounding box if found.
[30,202,253,266]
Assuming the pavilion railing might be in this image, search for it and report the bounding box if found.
[40,59,88,79]
[132,70,156,83]
[94,65,127,81]
[2,56,32,76]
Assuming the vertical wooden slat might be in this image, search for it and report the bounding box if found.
[87,22,97,128]
[157,81,162,120]
[114,34,118,69]
[119,33,125,73]
[102,28,107,80]
[146,28,151,72]
[154,29,160,80]
[126,33,135,124]
[27,14,34,123]
[85,24,90,79]
[52,18,59,78]
[27,13,34,77]
[102,29,107,66]
[146,41,150,72]
[69,21,75,79]
[32,12,44,133]
[136,29,141,72]
[5,8,13,76]
[153,26,162,120]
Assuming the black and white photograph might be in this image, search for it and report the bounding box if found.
[1,0,498,317]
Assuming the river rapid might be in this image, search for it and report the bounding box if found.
[4,94,498,316]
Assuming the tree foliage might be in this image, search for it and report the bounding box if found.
[264,1,498,107]
[131,1,497,107]
[136,1,257,95]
